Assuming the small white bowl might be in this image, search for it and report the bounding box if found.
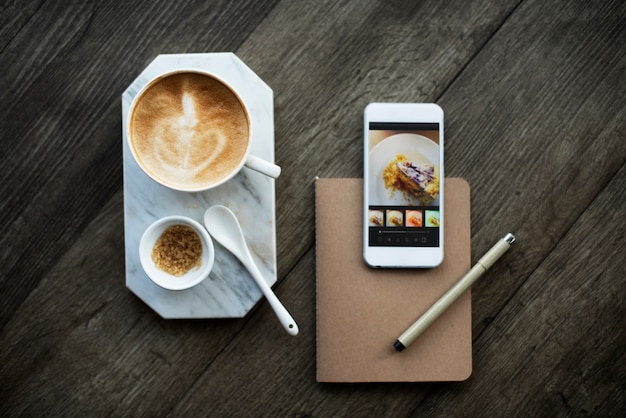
[139,216,214,290]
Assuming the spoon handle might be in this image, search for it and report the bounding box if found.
[244,258,299,336]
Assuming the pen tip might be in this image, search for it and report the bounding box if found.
[394,340,406,352]
[504,233,516,244]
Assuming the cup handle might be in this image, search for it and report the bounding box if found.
[245,154,281,179]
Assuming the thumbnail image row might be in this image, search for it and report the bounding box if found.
[368,209,440,228]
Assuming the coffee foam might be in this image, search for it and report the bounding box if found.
[130,73,249,189]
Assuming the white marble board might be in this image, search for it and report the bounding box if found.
[121,53,277,318]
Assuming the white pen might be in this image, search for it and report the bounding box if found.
[394,233,516,352]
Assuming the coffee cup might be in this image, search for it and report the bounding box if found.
[126,69,280,192]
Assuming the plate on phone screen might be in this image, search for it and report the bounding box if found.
[368,133,440,206]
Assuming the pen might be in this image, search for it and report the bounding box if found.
[394,233,516,352]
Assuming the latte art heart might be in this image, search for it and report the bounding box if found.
[151,93,227,182]
[130,73,249,190]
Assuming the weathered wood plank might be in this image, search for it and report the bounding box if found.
[438,0,626,337]
[0,0,45,52]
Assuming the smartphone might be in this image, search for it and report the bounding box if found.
[363,103,444,268]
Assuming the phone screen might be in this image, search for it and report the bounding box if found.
[366,122,441,247]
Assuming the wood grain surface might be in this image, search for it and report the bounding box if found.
[1,0,624,416]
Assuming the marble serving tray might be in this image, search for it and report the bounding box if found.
[121,53,277,318]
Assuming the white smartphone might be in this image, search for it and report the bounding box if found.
[363,103,444,268]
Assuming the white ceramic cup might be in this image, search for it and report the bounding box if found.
[126,69,280,192]
[139,216,215,290]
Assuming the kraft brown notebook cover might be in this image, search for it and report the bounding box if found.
[315,178,471,382]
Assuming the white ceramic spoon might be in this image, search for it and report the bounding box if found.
[204,205,299,336]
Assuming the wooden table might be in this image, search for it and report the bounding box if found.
[1,0,624,415]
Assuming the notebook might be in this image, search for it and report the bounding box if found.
[315,178,472,382]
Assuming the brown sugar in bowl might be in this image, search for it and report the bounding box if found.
[139,216,214,290]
